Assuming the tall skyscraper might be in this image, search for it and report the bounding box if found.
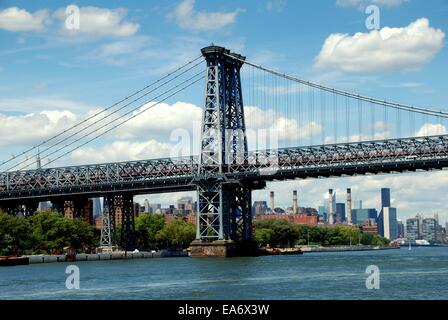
[378,207,398,240]
[92,198,102,219]
[381,188,391,208]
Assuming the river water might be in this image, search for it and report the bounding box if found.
[1,247,447,300]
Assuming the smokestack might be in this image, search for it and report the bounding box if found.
[346,188,352,225]
[270,191,275,212]
[292,190,298,214]
[328,189,334,224]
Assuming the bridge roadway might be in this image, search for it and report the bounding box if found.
[1,134,448,202]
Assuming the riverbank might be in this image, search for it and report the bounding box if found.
[1,244,401,266]
[298,245,399,253]
[0,250,188,266]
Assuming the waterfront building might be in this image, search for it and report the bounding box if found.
[256,213,318,226]
[397,220,405,239]
[378,207,398,240]
[94,215,102,230]
[318,205,328,222]
[253,201,268,216]
[37,201,52,212]
[361,220,378,235]
[150,204,162,214]
[185,213,197,225]
[422,218,437,243]
[336,203,346,224]
[177,196,194,216]
[406,218,420,241]
[351,208,377,225]
[143,199,150,213]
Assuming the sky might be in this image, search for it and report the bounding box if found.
[0,0,447,223]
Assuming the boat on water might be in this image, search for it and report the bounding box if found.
[0,256,29,267]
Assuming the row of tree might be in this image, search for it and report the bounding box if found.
[254,219,390,248]
[1,211,389,256]
[133,214,196,250]
[0,210,196,256]
[0,210,97,256]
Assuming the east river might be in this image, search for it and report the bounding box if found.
[1,247,448,299]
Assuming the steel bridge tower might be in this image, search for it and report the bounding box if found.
[190,46,262,257]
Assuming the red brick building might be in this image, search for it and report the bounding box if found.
[256,213,318,226]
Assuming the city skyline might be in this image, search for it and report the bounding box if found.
[134,183,445,224]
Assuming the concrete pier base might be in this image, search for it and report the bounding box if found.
[190,240,259,257]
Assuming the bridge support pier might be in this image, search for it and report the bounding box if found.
[191,181,259,257]
[120,193,136,251]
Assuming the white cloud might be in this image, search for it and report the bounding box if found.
[415,123,447,137]
[53,6,139,37]
[314,18,445,72]
[169,0,241,32]
[245,106,322,147]
[115,101,203,140]
[0,110,77,147]
[70,139,174,164]
[336,0,407,8]
[0,7,50,32]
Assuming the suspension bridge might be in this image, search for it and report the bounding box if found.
[0,45,447,256]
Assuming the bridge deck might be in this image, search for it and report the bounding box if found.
[1,135,447,201]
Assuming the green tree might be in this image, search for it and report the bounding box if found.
[254,219,298,247]
[0,211,31,256]
[30,211,70,253]
[68,218,96,252]
[29,211,96,254]
[156,220,196,249]
[254,219,390,248]
[135,214,165,250]
[254,228,273,247]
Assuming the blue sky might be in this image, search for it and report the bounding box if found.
[0,0,447,222]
